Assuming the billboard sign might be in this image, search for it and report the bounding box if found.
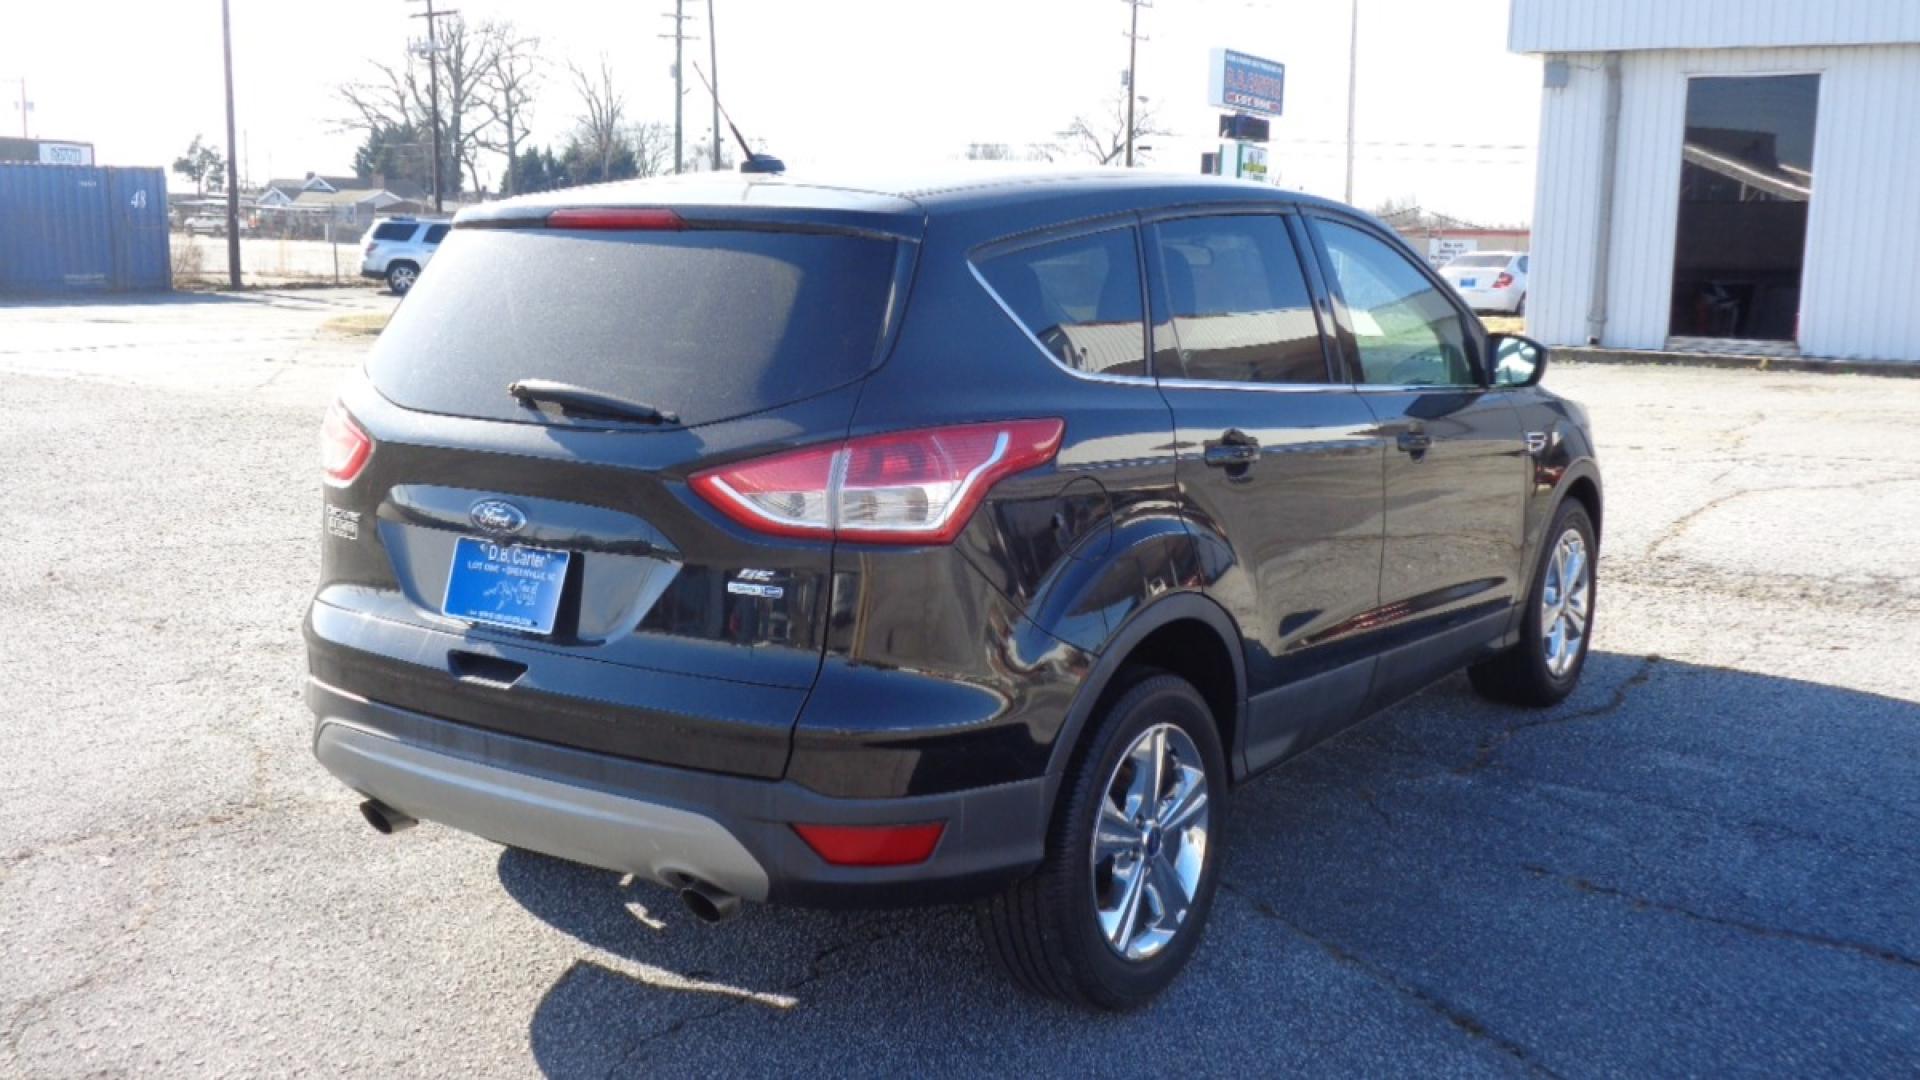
[38,142,94,166]
[1208,49,1286,118]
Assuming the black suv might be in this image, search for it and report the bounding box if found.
[308,170,1600,1009]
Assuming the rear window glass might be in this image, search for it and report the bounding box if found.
[373,222,416,242]
[977,229,1146,378]
[368,228,899,428]
[1448,253,1512,269]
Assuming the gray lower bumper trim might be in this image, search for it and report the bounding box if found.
[315,720,771,901]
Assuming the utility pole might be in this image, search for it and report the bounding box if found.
[1344,0,1359,204]
[1122,0,1150,168]
[660,1,695,173]
[707,0,721,170]
[408,0,457,213]
[220,0,242,290]
[13,78,30,139]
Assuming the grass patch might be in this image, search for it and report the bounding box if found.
[321,312,391,338]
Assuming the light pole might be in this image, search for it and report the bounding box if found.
[1344,0,1359,204]
[220,0,242,289]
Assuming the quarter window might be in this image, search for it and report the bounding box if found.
[1318,220,1476,387]
[978,229,1147,378]
[1152,215,1328,385]
[372,222,415,242]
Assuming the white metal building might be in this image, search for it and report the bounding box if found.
[1511,0,1920,361]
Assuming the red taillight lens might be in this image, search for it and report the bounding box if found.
[690,419,1064,545]
[792,822,945,867]
[546,207,685,231]
[1493,272,1515,289]
[320,401,372,486]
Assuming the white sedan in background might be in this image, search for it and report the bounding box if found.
[1439,251,1529,315]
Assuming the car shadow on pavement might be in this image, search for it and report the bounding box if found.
[501,651,1920,1078]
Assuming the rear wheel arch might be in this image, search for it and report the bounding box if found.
[1044,593,1247,812]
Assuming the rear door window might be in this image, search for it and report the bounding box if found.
[1150,214,1329,385]
[423,224,450,245]
[368,227,901,428]
[976,228,1147,377]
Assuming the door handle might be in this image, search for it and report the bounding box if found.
[1396,430,1433,456]
[1204,430,1261,470]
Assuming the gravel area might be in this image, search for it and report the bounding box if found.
[1,289,1916,1076]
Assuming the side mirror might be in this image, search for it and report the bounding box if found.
[1488,332,1549,388]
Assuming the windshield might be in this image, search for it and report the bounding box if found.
[368,227,900,428]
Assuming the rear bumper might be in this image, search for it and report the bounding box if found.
[307,678,1046,908]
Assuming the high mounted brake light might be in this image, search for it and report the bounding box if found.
[690,419,1066,545]
[545,208,686,231]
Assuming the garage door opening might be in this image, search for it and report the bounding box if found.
[1668,74,1820,344]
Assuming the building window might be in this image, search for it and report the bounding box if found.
[1670,74,1820,342]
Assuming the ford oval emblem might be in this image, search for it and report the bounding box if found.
[469,499,528,536]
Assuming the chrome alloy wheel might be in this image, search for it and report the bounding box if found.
[1540,529,1592,679]
[389,264,418,292]
[1090,723,1210,961]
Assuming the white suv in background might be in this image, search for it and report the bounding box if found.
[1439,251,1529,315]
[360,218,450,295]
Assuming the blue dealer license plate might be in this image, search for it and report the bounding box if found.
[442,537,571,634]
[1459,278,1478,289]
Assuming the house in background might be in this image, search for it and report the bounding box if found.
[255,172,432,236]
[1513,0,1920,362]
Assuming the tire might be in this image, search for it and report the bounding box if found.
[1516,293,1528,318]
[976,672,1227,1010]
[1470,500,1596,707]
[386,261,420,296]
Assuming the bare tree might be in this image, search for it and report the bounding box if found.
[568,57,627,183]
[335,17,495,197]
[965,141,1060,163]
[631,122,677,178]
[477,22,541,195]
[1061,93,1170,166]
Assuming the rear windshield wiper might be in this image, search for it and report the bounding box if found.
[508,379,680,425]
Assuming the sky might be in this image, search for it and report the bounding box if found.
[3,0,1542,224]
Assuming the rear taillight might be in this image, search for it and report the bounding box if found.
[1493,272,1515,289]
[690,419,1065,545]
[792,822,945,866]
[320,401,372,486]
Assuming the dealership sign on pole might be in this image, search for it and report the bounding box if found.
[1207,49,1286,118]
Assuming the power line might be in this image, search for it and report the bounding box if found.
[660,3,698,174]
[1121,0,1150,168]
[406,0,458,213]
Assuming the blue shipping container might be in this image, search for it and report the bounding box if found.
[0,163,171,294]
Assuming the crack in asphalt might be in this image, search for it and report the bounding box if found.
[603,912,924,1075]
[1520,866,1920,971]
[1220,881,1562,1079]
[1645,472,1920,560]
[1457,656,1663,774]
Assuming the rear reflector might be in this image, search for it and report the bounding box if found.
[320,401,372,486]
[545,207,685,231]
[792,822,945,867]
[690,418,1065,545]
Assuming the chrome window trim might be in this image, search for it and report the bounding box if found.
[966,260,1159,387]
[1156,378,1352,395]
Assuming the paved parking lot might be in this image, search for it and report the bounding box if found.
[2,288,1916,1077]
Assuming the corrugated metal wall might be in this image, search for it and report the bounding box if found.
[0,164,172,294]
[1528,45,1920,362]
[1512,0,1920,54]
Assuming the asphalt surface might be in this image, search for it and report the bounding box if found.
[2,288,1917,1077]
